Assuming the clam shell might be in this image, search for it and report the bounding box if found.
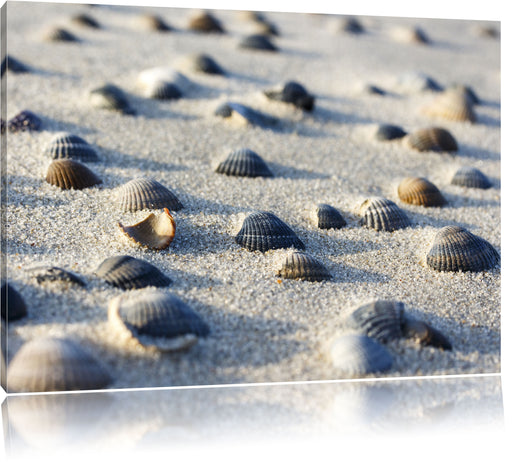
[2,55,30,73]
[446,84,481,105]
[137,13,173,31]
[187,11,224,33]
[45,159,102,190]
[7,110,42,133]
[235,211,305,252]
[43,27,79,42]
[142,80,182,100]
[119,208,176,250]
[108,290,209,352]
[214,102,279,128]
[238,34,278,52]
[421,89,477,123]
[397,177,446,207]
[44,132,100,162]
[7,337,112,392]
[426,226,500,272]
[137,67,192,93]
[329,334,393,376]
[89,84,136,115]
[402,318,452,350]
[215,148,273,177]
[264,81,315,111]
[314,203,346,229]
[1,282,27,321]
[115,177,183,212]
[450,166,491,189]
[405,127,458,152]
[359,197,411,232]
[71,13,101,29]
[276,251,331,281]
[374,124,407,141]
[27,266,86,286]
[177,53,225,75]
[95,255,172,290]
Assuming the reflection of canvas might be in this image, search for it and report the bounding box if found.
[1,1,501,393]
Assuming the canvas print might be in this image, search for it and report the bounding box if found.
[0,1,501,393]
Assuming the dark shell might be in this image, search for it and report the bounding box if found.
[406,127,458,152]
[239,34,278,52]
[359,197,411,232]
[138,13,173,31]
[1,282,27,321]
[44,27,79,42]
[215,148,273,177]
[264,81,315,111]
[426,226,500,272]
[397,177,446,207]
[44,133,100,162]
[95,255,172,290]
[2,55,30,74]
[145,80,182,100]
[214,102,279,128]
[402,318,452,350]
[315,203,346,229]
[89,84,136,115]
[235,211,305,252]
[450,166,491,189]
[7,110,42,133]
[45,159,102,190]
[362,84,387,96]
[26,266,86,286]
[115,177,183,212]
[339,17,365,34]
[71,13,101,28]
[7,338,112,393]
[188,11,224,33]
[375,124,407,141]
[276,251,331,282]
[186,54,225,75]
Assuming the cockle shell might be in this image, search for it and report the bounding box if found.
[397,177,446,207]
[359,197,411,232]
[401,318,452,350]
[71,13,101,28]
[187,11,225,33]
[450,166,491,189]
[115,177,183,212]
[314,203,347,229]
[215,148,273,177]
[276,250,331,281]
[7,110,42,133]
[136,13,173,31]
[421,89,477,123]
[45,159,102,190]
[214,102,279,128]
[95,255,172,290]
[119,208,176,250]
[89,84,136,115]
[27,266,86,286]
[405,127,458,152]
[1,55,30,74]
[142,79,182,100]
[176,53,225,75]
[235,211,305,252]
[1,282,27,321]
[137,67,192,96]
[43,26,79,42]
[374,124,407,141]
[446,84,481,105]
[426,226,500,272]
[264,81,315,111]
[238,34,278,51]
[7,337,112,392]
[44,133,100,162]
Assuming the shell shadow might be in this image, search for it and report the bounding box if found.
[311,104,375,125]
[36,115,97,135]
[474,114,500,128]
[442,191,500,209]
[126,94,197,120]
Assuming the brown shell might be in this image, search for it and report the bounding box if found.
[276,251,331,282]
[421,89,476,123]
[119,208,176,250]
[45,159,102,190]
[405,127,458,152]
[187,11,224,33]
[397,177,446,207]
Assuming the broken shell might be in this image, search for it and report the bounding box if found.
[136,13,173,31]
[314,203,346,229]
[264,81,315,111]
[27,266,86,286]
[405,127,458,152]
[95,255,172,290]
[238,34,278,52]
[359,197,411,232]
[71,13,101,28]
[402,318,452,350]
[119,208,176,250]
[397,177,446,207]
[1,282,27,321]
[276,250,331,281]
[426,226,500,272]
[45,159,102,190]
[176,53,225,75]
[44,132,100,162]
[89,83,136,115]
[115,177,183,212]
[187,11,224,33]
[7,337,112,393]
[235,211,305,252]
[450,166,491,189]
[7,110,42,133]
[215,148,273,177]
[214,102,279,128]
[421,89,477,123]
[43,26,79,42]
[374,124,407,141]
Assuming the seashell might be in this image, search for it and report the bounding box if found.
[95,255,172,290]
[214,102,279,128]
[450,166,491,189]
[263,81,315,111]
[276,250,331,281]
[397,177,446,207]
[45,159,102,190]
[374,124,407,141]
[119,208,176,250]
[446,84,481,105]
[108,290,209,352]
[215,148,273,177]
[405,127,458,152]
[44,132,100,162]
[176,53,225,75]
[187,11,224,33]
[89,83,136,115]
[1,282,27,321]
[338,16,365,34]
[251,18,279,36]
[137,13,173,31]
[314,203,347,229]
[7,110,42,133]
[136,67,190,98]
[359,197,411,232]
[390,26,429,44]
[144,80,182,100]
[235,211,305,252]
[7,337,112,392]
[402,318,452,350]
[71,13,101,28]
[115,177,183,212]
[328,334,393,376]
[421,89,477,123]
[360,84,386,96]
[1,55,30,74]
[426,226,500,272]
[43,26,79,42]
[26,266,86,286]
[238,34,278,52]
[394,72,443,94]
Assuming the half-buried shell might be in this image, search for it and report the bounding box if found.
[1,282,27,321]
[238,34,278,52]
[405,127,458,152]
[136,67,191,98]
[276,250,331,281]
[43,26,79,42]
[7,110,42,133]
[187,11,224,33]
[44,132,100,162]
[421,89,476,123]
[45,159,101,190]
[119,208,176,250]
[374,124,407,141]
[450,166,491,189]
[26,266,86,286]
[397,177,446,207]
[264,81,315,111]
[176,53,225,75]
[136,13,173,31]
[359,197,410,232]
[89,84,136,115]
[115,177,183,212]
[71,13,101,29]
[314,203,347,229]
[215,148,273,177]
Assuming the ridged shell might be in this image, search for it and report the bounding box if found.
[43,27,79,42]
[214,102,279,128]
[71,13,101,28]
[405,127,458,152]
[7,110,42,133]
[7,337,112,393]
[314,203,347,229]
[446,84,481,105]
[397,177,446,207]
[450,166,491,189]
[402,318,452,350]
[45,159,102,190]
[239,34,278,52]
[108,290,209,352]
[95,255,172,290]
[44,133,100,162]
[276,251,331,281]
[115,177,183,212]
[89,84,136,115]
[264,81,315,111]
[426,226,500,272]
[329,334,393,376]
[137,13,173,31]
[1,282,27,321]
[235,211,305,252]
[177,53,225,75]
[2,55,30,73]
[215,148,273,177]
[143,79,182,100]
[359,197,411,232]
[187,11,224,33]
[422,89,477,123]
[119,208,176,250]
[374,124,407,141]
[27,266,86,286]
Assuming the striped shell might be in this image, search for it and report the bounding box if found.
[402,318,452,350]
[71,13,101,29]
[374,124,407,141]
[7,338,112,392]
[1,282,27,321]
[115,177,183,212]
[426,226,500,272]
[95,255,172,290]
[44,133,99,162]
[214,102,279,128]
[27,266,86,286]
[397,177,446,207]
[239,34,278,52]
[329,334,393,376]
[187,11,224,33]
[119,208,176,250]
[264,81,315,111]
[45,159,101,190]
[177,53,225,75]
[89,84,136,115]
[314,203,346,229]
[108,290,209,352]
[276,251,331,281]
[359,197,411,232]
[450,166,491,189]
[215,148,273,177]
[7,110,42,133]
[43,27,79,42]
[405,127,458,152]
[446,84,481,105]
[421,89,476,123]
[137,13,173,31]
[235,211,305,252]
